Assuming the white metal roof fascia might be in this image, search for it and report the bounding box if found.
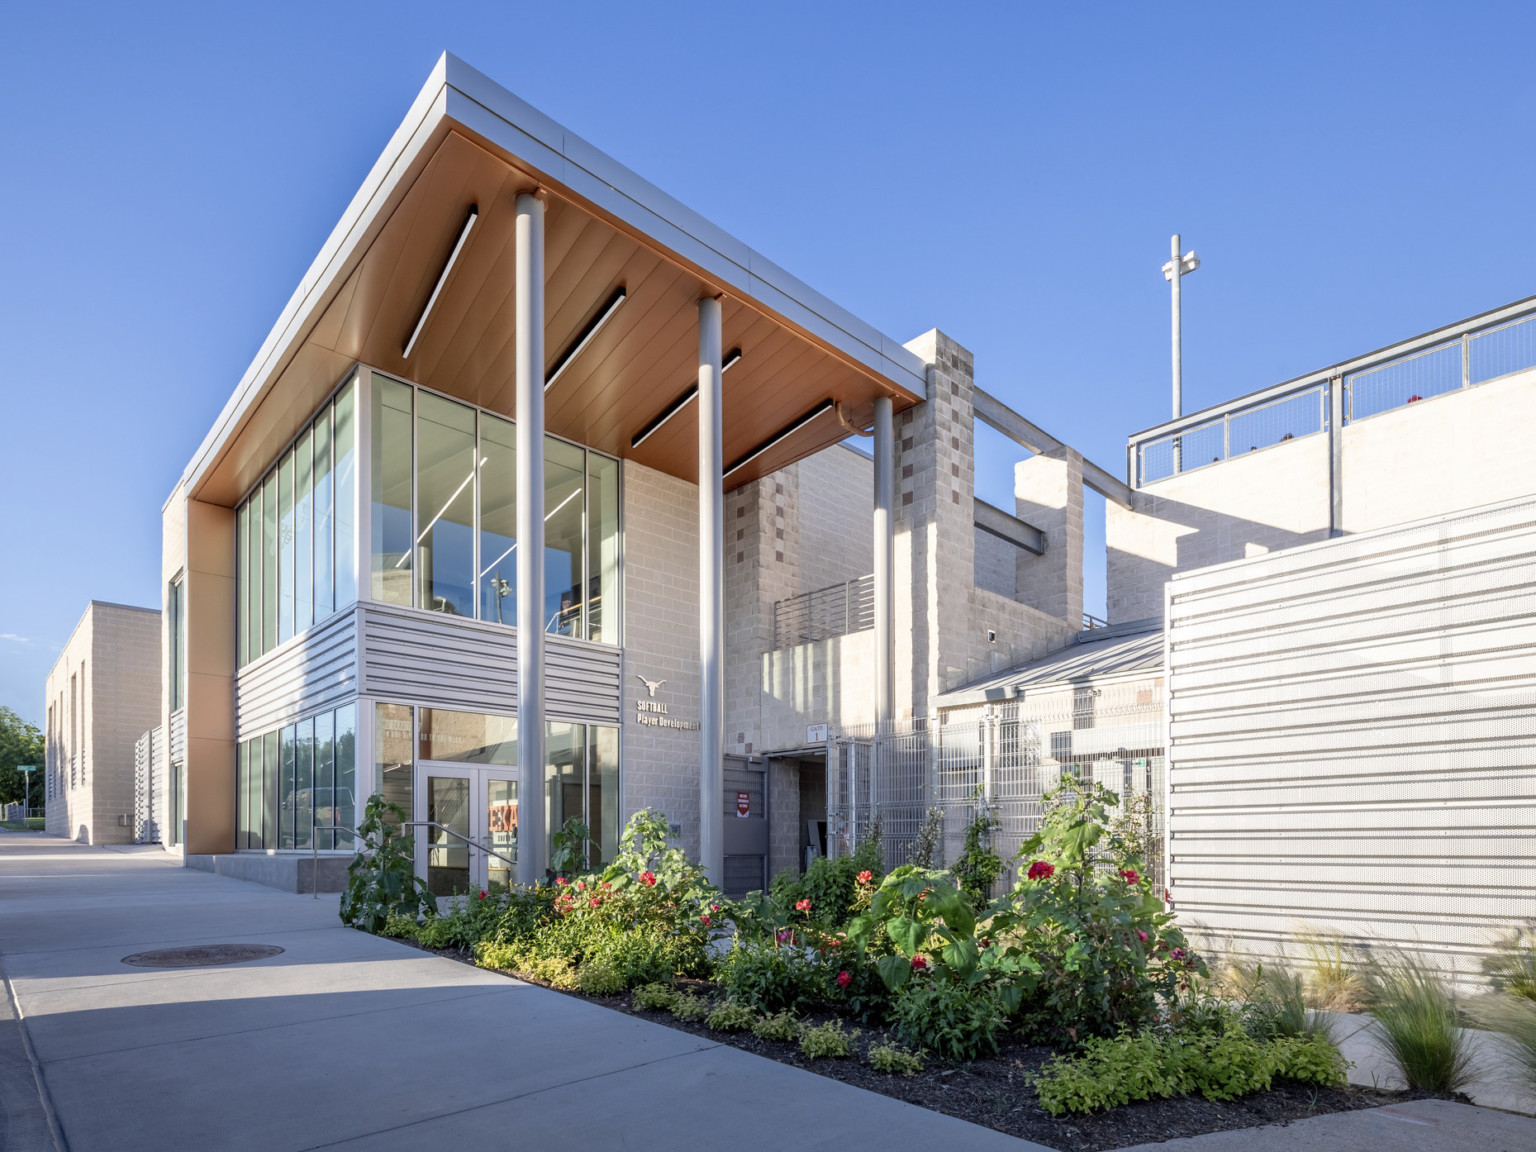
[180,57,455,495]
[441,54,928,392]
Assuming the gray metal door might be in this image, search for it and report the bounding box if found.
[722,757,768,897]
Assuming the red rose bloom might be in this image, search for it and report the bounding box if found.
[857,870,873,885]
[1137,929,1149,942]
[911,955,928,970]
[837,970,852,988]
[639,871,657,887]
[700,914,712,926]
[1120,868,1139,884]
[1027,860,1055,881]
[589,897,601,908]
[711,903,720,912]
[555,876,568,886]
[795,899,811,912]
[575,880,586,892]
[478,890,488,900]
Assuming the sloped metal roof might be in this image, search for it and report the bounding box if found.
[938,618,1164,707]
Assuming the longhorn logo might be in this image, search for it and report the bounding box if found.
[636,675,667,698]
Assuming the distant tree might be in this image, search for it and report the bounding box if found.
[0,708,45,807]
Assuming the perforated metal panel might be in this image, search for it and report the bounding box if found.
[1166,494,1536,983]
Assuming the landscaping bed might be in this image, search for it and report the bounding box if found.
[412,942,1417,1151]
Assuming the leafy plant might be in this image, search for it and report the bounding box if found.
[909,806,945,869]
[951,792,1004,907]
[706,1000,756,1032]
[1482,924,1536,1003]
[340,795,435,933]
[867,1042,924,1075]
[999,778,1201,1042]
[1227,958,1332,1043]
[893,978,1006,1064]
[632,982,676,1011]
[548,816,594,878]
[799,1020,856,1059]
[669,992,710,1021]
[1365,950,1477,1093]
[769,835,885,930]
[716,937,815,1013]
[577,958,625,996]
[752,1010,802,1042]
[1033,1027,1348,1115]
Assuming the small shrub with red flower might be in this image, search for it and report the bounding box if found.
[996,777,1202,1043]
[768,830,885,930]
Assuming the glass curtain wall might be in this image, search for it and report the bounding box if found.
[545,722,620,868]
[235,703,356,851]
[236,377,358,667]
[367,372,620,642]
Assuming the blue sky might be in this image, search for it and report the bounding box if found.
[3,2,1535,726]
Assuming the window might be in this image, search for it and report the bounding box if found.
[545,722,621,868]
[368,372,621,639]
[168,577,185,712]
[235,703,356,851]
[418,708,517,766]
[377,702,414,823]
[237,376,358,666]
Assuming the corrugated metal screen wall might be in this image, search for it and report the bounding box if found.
[1166,493,1536,983]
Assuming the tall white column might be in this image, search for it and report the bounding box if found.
[697,295,724,886]
[872,395,894,730]
[515,191,546,886]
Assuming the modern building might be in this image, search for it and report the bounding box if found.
[43,601,161,844]
[159,54,1123,895]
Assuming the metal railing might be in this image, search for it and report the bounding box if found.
[772,574,875,649]
[404,821,516,868]
[323,822,515,900]
[1131,296,1536,486]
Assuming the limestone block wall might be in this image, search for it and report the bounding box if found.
[1107,436,1332,624]
[796,446,873,595]
[621,461,705,858]
[973,525,1018,601]
[1015,447,1084,625]
[44,603,161,844]
[1341,368,1536,532]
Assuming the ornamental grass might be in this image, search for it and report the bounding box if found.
[1364,950,1477,1094]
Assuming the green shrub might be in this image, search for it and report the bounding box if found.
[951,793,1004,907]
[577,959,626,996]
[867,1042,924,1075]
[475,941,519,970]
[1033,1028,1348,1115]
[340,795,435,933]
[752,1010,802,1042]
[770,834,884,928]
[800,1020,856,1059]
[706,1000,757,1033]
[1298,929,1366,1012]
[893,979,1006,1064]
[632,982,676,1011]
[669,992,710,1022]
[716,938,815,1013]
[1365,950,1476,1094]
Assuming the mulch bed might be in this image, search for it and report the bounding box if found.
[408,941,1431,1151]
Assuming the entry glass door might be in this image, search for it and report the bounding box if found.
[416,764,518,896]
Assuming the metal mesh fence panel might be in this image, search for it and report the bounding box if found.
[1226,387,1324,456]
[1469,312,1536,385]
[1347,341,1461,420]
[827,682,1165,890]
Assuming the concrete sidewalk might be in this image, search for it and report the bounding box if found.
[0,834,1043,1151]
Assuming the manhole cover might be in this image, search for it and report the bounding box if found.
[121,944,285,968]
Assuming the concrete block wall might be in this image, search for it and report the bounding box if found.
[1106,435,1332,623]
[44,603,161,845]
[1015,447,1085,625]
[973,525,1018,601]
[621,461,705,859]
[795,446,874,595]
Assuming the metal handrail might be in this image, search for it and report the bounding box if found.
[402,820,517,869]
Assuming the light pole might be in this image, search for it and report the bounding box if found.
[20,766,35,816]
[1163,234,1200,471]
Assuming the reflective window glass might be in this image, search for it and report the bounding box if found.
[586,453,619,643]
[295,428,313,635]
[478,413,517,624]
[418,709,517,766]
[371,377,414,605]
[415,392,477,617]
[294,716,314,851]
[279,450,295,643]
[245,484,262,664]
[377,702,414,824]
[335,704,356,845]
[333,380,357,608]
[590,725,620,867]
[261,471,278,654]
[545,721,587,866]
[278,724,296,850]
[544,439,585,636]
[262,731,278,849]
[237,504,249,667]
[313,407,333,621]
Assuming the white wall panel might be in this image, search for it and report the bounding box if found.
[1166,494,1536,983]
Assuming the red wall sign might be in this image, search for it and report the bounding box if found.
[736,791,750,818]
